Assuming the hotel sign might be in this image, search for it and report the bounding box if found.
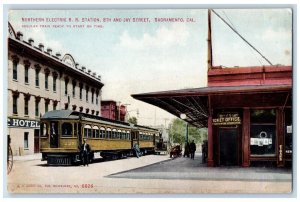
[7,117,40,128]
[213,112,241,126]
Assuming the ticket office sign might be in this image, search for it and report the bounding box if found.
[212,113,241,126]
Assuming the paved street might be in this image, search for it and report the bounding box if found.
[6,152,292,194]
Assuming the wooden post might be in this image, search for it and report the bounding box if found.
[207,113,214,167]
[277,108,285,167]
[207,9,213,71]
[242,108,250,167]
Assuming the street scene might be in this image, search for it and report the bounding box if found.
[7,152,291,194]
[5,7,293,196]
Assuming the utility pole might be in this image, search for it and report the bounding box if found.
[207,9,213,71]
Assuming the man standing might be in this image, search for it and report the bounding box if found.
[189,140,196,160]
[81,139,90,166]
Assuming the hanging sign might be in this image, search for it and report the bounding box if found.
[7,117,40,128]
[212,112,241,126]
[250,131,273,146]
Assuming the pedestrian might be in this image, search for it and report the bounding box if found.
[183,142,190,157]
[81,139,90,166]
[189,140,196,160]
[202,140,208,163]
[133,143,140,158]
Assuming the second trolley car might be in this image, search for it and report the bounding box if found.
[40,110,159,165]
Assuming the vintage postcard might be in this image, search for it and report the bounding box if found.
[5,7,293,195]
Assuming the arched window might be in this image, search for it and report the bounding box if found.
[100,127,105,138]
[126,131,130,140]
[117,130,122,139]
[84,125,92,138]
[106,128,111,139]
[112,129,117,139]
[93,125,99,138]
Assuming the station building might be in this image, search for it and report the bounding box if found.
[7,23,104,156]
[132,10,292,168]
[132,65,292,167]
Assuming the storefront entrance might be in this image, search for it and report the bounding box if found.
[219,128,238,166]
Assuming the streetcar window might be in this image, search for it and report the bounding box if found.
[41,123,48,137]
[107,128,111,139]
[93,126,99,138]
[62,123,73,137]
[112,129,117,139]
[117,130,122,139]
[100,127,105,138]
[84,125,92,138]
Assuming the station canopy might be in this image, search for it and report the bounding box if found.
[131,84,291,128]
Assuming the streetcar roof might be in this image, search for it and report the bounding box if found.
[41,110,74,119]
[41,110,158,131]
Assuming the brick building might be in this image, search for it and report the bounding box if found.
[101,100,127,122]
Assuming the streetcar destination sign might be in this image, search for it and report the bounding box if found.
[212,112,241,125]
[7,117,40,128]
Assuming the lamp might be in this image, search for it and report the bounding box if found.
[180,113,189,144]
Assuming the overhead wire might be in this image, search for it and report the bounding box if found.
[211,9,273,66]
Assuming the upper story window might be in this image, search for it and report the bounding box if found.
[65,78,69,96]
[91,89,95,104]
[79,83,83,100]
[12,91,19,115]
[11,55,19,81]
[24,94,30,116]
[45,99,50,113]
[25,65,29,84]
[35,65,41,87]
[45,73,49,90]
[72,80,76,98]
[13,61,18,80]
[24,60,30,84]
[96,90,99,105]
[13,96,18,115]
[35,96,41,117]
[86,86,89,102]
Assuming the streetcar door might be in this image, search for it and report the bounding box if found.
[77,123,82,147]
[131,131,138,148]
[50,121,59,148]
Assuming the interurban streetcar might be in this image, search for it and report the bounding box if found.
[40,110,159,165]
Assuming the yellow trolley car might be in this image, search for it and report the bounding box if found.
[40,110,159,165]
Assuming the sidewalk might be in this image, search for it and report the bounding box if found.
[13,153,42,161]
[109,153,292,182]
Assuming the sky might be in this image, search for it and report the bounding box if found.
[8,9,292,126]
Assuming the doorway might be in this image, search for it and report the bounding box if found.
[219,128,238,166]
[34,129,40,153]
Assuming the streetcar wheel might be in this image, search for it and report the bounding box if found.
[7,146,13,174]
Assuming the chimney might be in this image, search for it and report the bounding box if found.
[38,43,44,51]
[81,66,86,72]
[75,63,79,69]
[97,75,101,80]
[92,72,96,77]
[46,47,52,55]
[28,38,34,46]
[55,52,61,58]
[88,69,91,74]
[16,31,23,41]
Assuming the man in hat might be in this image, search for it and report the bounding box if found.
[81,139,91,166]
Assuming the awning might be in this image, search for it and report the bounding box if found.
[131,84,291,128]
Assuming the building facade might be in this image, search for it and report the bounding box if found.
[132,65,292,167]
[7,23,104,156]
